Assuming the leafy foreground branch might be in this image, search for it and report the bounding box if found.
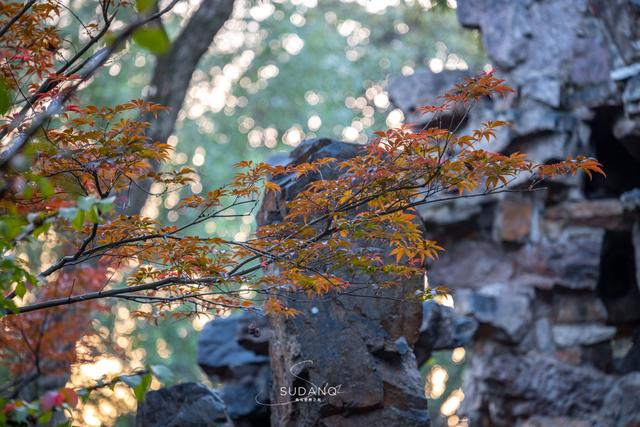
[0,0,603,420]
[1,72,604,319]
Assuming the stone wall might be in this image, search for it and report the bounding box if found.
[388,0,640,425]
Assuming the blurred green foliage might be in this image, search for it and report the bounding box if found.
[10,0,484,424]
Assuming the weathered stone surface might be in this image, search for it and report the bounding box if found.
[198,313,270,378]
[219,364,271,425]
[599,373,640,427]
[619,333,640,374]
[438,1,640,426]
[623,75,640,117]
[515,229,604,291]
[135,383,232,427]
[622,188,640,212]
[197,313,271,426]
[543,199,625,230]
[552,292,608,323]
[417,196,499,226]
[428,240,513,290]
[455,284,533,343]
[460,351,615,427]
[387,69,469,126]
[635,222,640,293]
[516,417,592,427]
[415,301,478,365]
[497,195,532,242]
[259,139,428,427]
[552,324,617,347]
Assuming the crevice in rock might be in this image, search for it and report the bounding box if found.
[585,106,640,198]
[597,230,640,325]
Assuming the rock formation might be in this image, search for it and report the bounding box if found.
[256,138,429,427]
[386,0,640,425]
[194,285,476,426]
[135,383,232,427]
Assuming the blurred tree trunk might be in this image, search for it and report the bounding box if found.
[122,0,235,215]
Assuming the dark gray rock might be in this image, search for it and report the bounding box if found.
[415,301,478,365]
[197,313,269,378]
[599,373,640,427]
[135,383,232,427]
[623,75,640,117]
[461,351,615,427]
[552,292,608,323]
[197,313,271,427]
[258,138,428,427]
[428,240,514,290]
[551,324,616,347]
[515,230,605,291]
[455,284,533,344]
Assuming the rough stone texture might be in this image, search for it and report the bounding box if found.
[455,284,533,344]
[600,372,640,427]
[386,1,640,425]
[135,383,232,427]
[497,195,533,242]
[197,313,271,426]
[552,324,617,347]
[551,291,608,323]
[460,351,616,427]
[258,138,429,427]
[198,314,270,376]
[415,301,478,365]
[387,69,470,126]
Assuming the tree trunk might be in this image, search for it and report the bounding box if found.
[122,0,235,215]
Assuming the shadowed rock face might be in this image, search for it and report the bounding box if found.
[135,383,232,427]
[194,296,476,427]
[415,301,478,365]
[257,138,429,427]
[197,313,271,427]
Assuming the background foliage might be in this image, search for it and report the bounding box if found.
[2,1,487,425]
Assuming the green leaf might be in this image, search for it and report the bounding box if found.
[87,206,99,224]
[38,410,53,425]
[0,77,12,115]
[33,221,51,238]
[14,282,26,298]
[22,184,33,200]
[133,27,170,54]
[72,210,85,231]
[133,373,152,401]
[136,0,156,12]
[98,196,116,213]
[37,177,54,198]
[0,294,19,314]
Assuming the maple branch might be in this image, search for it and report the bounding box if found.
[0,0,37,39]
[37,198,257,278]
[12,275,223,314]
[0,0,183,173]
[122,0,235,215]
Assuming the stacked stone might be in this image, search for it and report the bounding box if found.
[388,1,640,425]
